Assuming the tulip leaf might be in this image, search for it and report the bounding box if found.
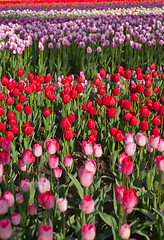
[98,211,117,240]
[153,208,164,219]
[134,208,156,221]
[133,229,150,240]
[67,172,83,199]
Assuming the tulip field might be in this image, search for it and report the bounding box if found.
[0,1,164,240]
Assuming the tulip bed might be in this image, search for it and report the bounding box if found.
[0,1,164,240]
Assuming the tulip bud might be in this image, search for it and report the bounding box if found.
[38,177,50,194]
[38,224,53,240]
[21,179,30,192]
[33,144,42,157]
[63,156,73,167]
[48,155,59,169]
[0,219,12,240]
[28,203,37,215]
[80,169,93,187]
[11,213,21,225]
[81,224,96,240]
[120,224,131,239]
[81,196,95,214]
[93,144,102,158]
[57,198,68,212]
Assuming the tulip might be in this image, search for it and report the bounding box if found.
[11,213,21,226]
[123,189,137,210]
[21,179,30,192]
[82,141,93,156]
[85,159,97,175]
[39,191,55,209]
[33,144,42,157]
[54,167,62,179]
[57,198,68,212]
[115,186,125,204]
[1,139,11,152]
[22,149,33,165]
[0,197,9,215]
[81,196,95,214]
[125,143,136,156]
[120,224,131,239]
[28,203,37,215]
[48,155,59,169]
[124,133,134,145]
[16,193,24,204]
[38,177,50,194]
[46,139,59,155]
[121,157,133,175]
[38,224,53,240]
[149,135,160,149]
[93,144,102,158]
[64,156,73,167]
[81,224,96,240]
[0,150,10,164]
[3,191,14,207]
[136,133,147,146]
[157,139,164,152]
[0,219,12,240]
[80,169,93,187]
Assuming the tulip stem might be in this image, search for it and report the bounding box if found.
[118,203,122,237]
[150,149,155,189]
[118,141,119,167]
[123,209,127,224]
[83,186,86,197]
[5,164,8,188]
[158,172,163,208]
[161,116,163,136]
[46,209,50,225]
[138,147,142,173]
[63,212,65,238]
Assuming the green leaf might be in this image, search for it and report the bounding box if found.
[67,172,83,199]
[99,211,117,240]
[134,208,156,221]
[133,229,150,240]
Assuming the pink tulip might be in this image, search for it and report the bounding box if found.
[54,167,62,178]
[80,169,93,187]
[38,224,53,240]
[18,159,27,172]
[123,189,137,210]
[16,193,24,204]
[136,132,147,146]
[119,152,129,166]
[39,191,55,209]
[125,143,136,156]
[48,155,59,169]
[78,166,85,178]
[82,141,93,156]
[149,135,160,149]
[28,203,37,215]
[21,179,30,192]
[115,186,125,204]
[0,150,10,164]
[120,224,131,239]
[157,139,164,152]
[0,197,8,215]
[22,149,34,165]
[3,191,14,207]
[57,198,68,212]
[63,156,73,167]
[38,177,50,194]
[0,219,12,240]
[0,163,3,177]
[124,133,134,145]
[81,196,95,214]
[33,144,42,157]
[1,139,11,152]
[11,213,20,225]
[81,224,96,240]
[93,144,102,158]
[85,159,96,175]
[147,140,154,152]
[121,157,133,175]
[155,155,164,172]
[46,139,59,155]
